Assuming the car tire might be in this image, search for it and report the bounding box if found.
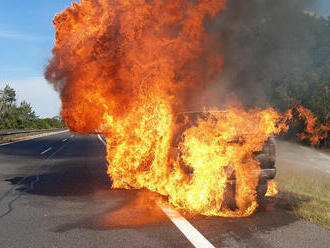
[257,180,268,200]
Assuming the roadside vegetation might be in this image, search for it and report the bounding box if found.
[218,1,330,148]
[276,164,330,229]
[0,85,65,130]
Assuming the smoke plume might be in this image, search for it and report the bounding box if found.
[203,0,322,109]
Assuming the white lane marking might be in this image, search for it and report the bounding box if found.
[97,135,214,248]
[70,134,74,138]
[97,134,107,146]
[62,139,68,142]
[96,135,109,170]
[40,147,52,155]
[0,130,69,147]
[160,205,215,248]
[0,139,71,217]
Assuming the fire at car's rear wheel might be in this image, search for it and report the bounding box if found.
[220,180,269,211]
[256,180,268,200]
[221,181,237,211]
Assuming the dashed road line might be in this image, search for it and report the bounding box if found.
[0,130,69,147]
[62,138,68,142]
[40,147,52,155]
[97,134,214,248]
[0,139,71,219]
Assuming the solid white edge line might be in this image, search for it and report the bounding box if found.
[97,135,108,170]
[97,134,215,248]
[159,205,215,248]
[97,134,107,146]
[40,147,52,155]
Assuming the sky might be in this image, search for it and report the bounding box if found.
[0,0,74,118]
[318,0,330,16]
[0,0,330,118]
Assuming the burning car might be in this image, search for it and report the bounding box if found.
[47,0,288,216]
[170,111,276,210]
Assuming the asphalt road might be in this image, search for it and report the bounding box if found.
[0,132,329,248]
[276,139,330,174]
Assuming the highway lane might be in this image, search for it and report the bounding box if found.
[0,132,329,248]
[0,132,190,248]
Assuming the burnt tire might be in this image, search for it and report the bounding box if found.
[221,181,237,211]
[255,137,276,170]
[256,180,268,199]
[221,138,276,211]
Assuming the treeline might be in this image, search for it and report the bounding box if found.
[0,85,65,130]
[262,13,330,147]
[215,1,330,147]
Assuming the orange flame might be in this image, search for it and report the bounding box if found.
[46,0,328,217]
[265,180,278,197]
[296,106,330,146]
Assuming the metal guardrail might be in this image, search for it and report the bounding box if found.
[0,129,67,140]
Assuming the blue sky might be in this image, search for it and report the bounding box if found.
[0,0,74,117]
[318,0,330,16]
[0,1,329,118]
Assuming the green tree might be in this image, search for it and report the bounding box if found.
[18,101,37,122]
[0,85,16,122]
[3,85,16,104]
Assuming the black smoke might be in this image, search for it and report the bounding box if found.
[204,0,324,110]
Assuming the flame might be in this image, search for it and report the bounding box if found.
[46,0,328,217]
[265,180,278,197]
[103,191,168,227]
[296,106,330,146]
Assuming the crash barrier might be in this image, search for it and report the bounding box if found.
[0,129,67,141]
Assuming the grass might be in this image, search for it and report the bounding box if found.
[322,149,330,155]
[276,166,330,229]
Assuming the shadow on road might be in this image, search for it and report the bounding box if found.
[50,192,305,237]
[2,134,306,239]
[5,158,112,197]
[181,194,304,246]
[52,190,171,233]
[5,156,305,235]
